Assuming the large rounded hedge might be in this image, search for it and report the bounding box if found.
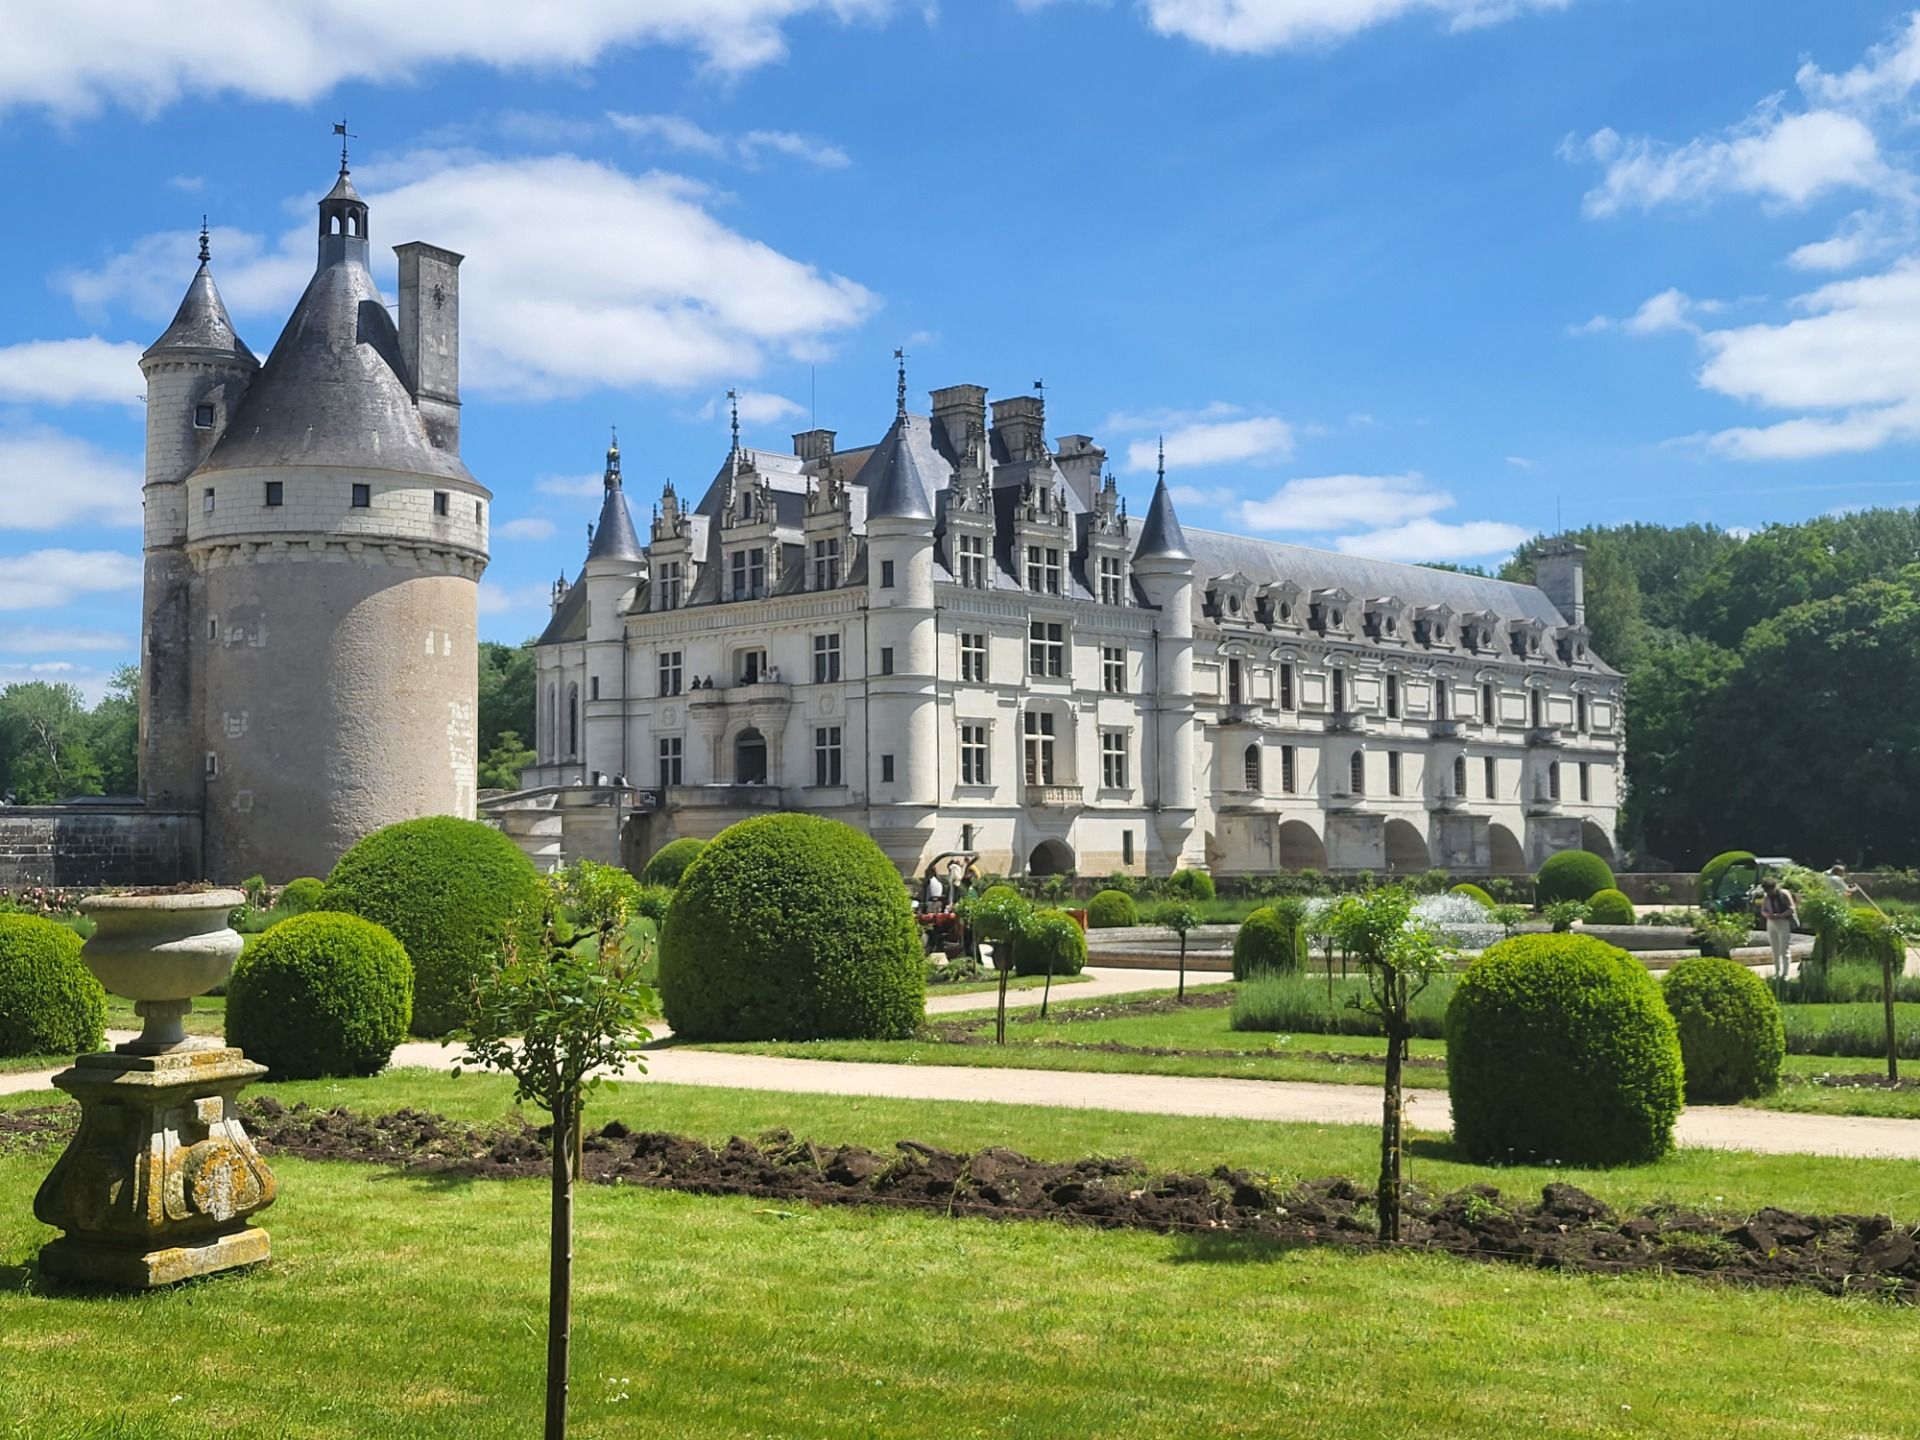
[319,816,545,1038]
[0,915,105,1058]
[1662,956,1785,1102]
[1013,911,1088,977]
[1698,850,1756,897]
[1534,850,1616,906]
[1086,889,1138,929]
[1451,882,1494,910]
[657,814,923,1041]
[1232,905,1304,981]
[1446,933,1683,1166]
[641,838,708,888]
[1166,868,1217,901]
[1586,888,1636,926]
[279,877,326,914]
[227,913,412,1079]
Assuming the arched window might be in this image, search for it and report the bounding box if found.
[1349,751,1365,796]
[544,683,557,761]
[567,683,580,758]
[735,727,768,785]
[1244,744,1261,792]
[1453,756,1467,797]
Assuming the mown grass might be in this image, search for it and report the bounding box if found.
[925,973,1091,999]
[6,1072,1920,1438]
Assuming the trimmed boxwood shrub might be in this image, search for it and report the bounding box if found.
[279,877,326,914]
[1086,889,1138,929]
[641,838,707,888]
[1699,850,1755,896]
[1586,888,1636,926]
[226,913,412,1079]
[1446,933,1683,1166]
[1534,850,1615,906]
[658,814,923,1041]
[1232,904,1305,981]
[630,884,673,926]
[1662,956,1785,1102]
[0,914,105,1057]
[320,816,545,1038]
[1013,910,1088,977]
[1450,882,1494,910]
[1166,868,1216,902]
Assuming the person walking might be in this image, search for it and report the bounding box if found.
[1759,876,1798,983]
[1826,863,1857,899]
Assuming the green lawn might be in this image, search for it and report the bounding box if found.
[925,973,1091,998]
[5,1072,1920,1438]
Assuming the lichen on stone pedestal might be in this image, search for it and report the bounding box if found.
[34,1047,277,1288]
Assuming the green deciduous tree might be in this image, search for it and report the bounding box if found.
[0,682,103,803]
[478,639,538,766]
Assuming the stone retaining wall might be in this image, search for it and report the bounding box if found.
[0,806,203,889]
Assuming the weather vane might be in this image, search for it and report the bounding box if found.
[333,119,356,174]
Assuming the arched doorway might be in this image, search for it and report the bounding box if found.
[1489,822,1525,874]
[1384,819,1430,874]
[734,728,767,785]
[1581,819,1616,865]
[1029,838,1075,876]
[1277,819,1327,871]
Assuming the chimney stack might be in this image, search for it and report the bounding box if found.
[395,241,464,454]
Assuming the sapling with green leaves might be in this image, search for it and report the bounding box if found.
[1489,903,1528,939]
[1543,899,1591,933]
[458,884,658,1440]
[1328,886,1455,1243]
[958,888,1032,1043]
[1153,900,1201,999]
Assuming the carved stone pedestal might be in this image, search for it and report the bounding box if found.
[34,1046,277,1289]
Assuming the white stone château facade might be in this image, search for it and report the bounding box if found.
[522,379,1619,878]
[138,161,488,882]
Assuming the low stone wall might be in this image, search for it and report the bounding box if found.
[0,806,204,889]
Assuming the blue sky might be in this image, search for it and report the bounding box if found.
[3,1,1918,698]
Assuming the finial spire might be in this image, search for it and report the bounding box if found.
[333,118,355,175]
[197,216,210,264]
[605,426,622,489]
[1157,435,1165,486]
[726,388,741,452]
[894,347,907,419]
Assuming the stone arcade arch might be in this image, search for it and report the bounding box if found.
[1489,821,1526,874]
[1581,819,1617,865]
[1277,819,1327,871]
[1029,837,1075,876]
[734,727,768,785]
[1384,818,1430,874]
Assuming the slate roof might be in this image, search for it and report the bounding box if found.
[856,413,941,522]
[535,580,588,646]
[1133,474,1191,562]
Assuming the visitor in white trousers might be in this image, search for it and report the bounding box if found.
[1758,877,1798,982]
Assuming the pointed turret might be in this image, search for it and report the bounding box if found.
[1134,439,1191,562]
[143,221,255,366]
[586,430,645,566]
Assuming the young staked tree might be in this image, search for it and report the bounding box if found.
[459,882,657,1440]
[959,889,1032,1044]
[1329,887,1454,1243]
[1153,901,1202,999]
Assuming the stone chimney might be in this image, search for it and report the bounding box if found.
[991,394,1046,462]
[792,428,836,462]
[1533,538,1586,626]
[1053,434,1105,509]
[930,384,987,467]
[395,241,464,454]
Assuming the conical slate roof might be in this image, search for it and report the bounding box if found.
[855,412,939,522]
[143,262,254,366]
[586,440,644,565]
[1134,473,1191,562]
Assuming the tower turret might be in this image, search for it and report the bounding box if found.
[583,432,645,781]
[1132,441,1199,867]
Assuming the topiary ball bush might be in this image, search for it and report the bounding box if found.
[1013,910,1088,977]
[279,877,326,914]
[658,813,923,1041]
[630,884,673,926]
[1166,868,1216,902]
[1698,850,1756,897]
[1086,889,1138,929]
[226,913,412,1079]
[320,815,545,1038]
[1232,905,1304,981]
[1662,956,1785,1102]
[1446,933,1683,1166]
[641,838,708,888]
[0,914,105,1057]
[1586,888,1636,926]
[1534,850,1616,906]
[1450,882,1494,910]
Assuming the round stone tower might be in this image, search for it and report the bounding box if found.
[151,161,491,882]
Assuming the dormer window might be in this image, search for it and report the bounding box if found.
[193,403,215,429]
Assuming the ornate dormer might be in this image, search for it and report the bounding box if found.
[943,421,995,591]
[1257,578,1304,629]
[1363,596,1410,644]
[1309,586,1355,636]
[1555,623,1593,665]
[1014,472,1072,598]
[1458,609,1499,654]
[1414,603,1456,648]
[1086,471,1131,605]
[1507,617,1547,659]
[647,478,702,612]
[1204,571,1255,624]
[804,468,856,590]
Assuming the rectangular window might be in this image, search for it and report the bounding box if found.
[351,482,371,509]
[1579,761,1591,802]
[589,676,600,702]
[880,558,895,589]
[814,726,843,787]
[880,754,895,784]
[1023,710,1056,785]
[193,403,215,429]
[1101,644,1126,695]
[1482,682,1496,724]
[433,491,449,517]
[730,548,766,601]
[1101,731,1130,790]
[878,646,894,676]
[812,632,841,684]
[476,500,484,525]
[658,650,683,697]
[1281,744,1297,795]
[657,737,683,788]
[204,751,217,778]
[1025,545,1063,595]
[960,631,987,684]
[1332,668,1347,713]
[812,538,841,591]
[960,723,989,786]
[1386,674,1400,719]
[1484,755,1496,798]
[202,488,215,514]
[1122,830,1135,866]
[1279,663,1295,711]
[738,649,766,684]
[1099,556,1125,605]
[1028,621,1065,679]
[957,533,987,589]
[1388,751,1402,797]
[657,562,682,611]
[207,618,217,641]
[263,481,283,508]
[1549,762,1562,801]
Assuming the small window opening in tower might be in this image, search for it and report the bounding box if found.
[193,403,215,429]
[264,481,283,508]
[202,488,214,514]
[352,483,371,509]
[434,491,449,517]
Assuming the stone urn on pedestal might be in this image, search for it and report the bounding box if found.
[34,888,278,1288]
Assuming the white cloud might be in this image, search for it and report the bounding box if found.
[62,154,878,401]
[606,114,851,170]
[478,580,559,617]
[0,338,145,408]
[535,472,606,499]
[1798,13,1920,112]
[0,429,142,529]
[1125,415,1293,472]
[1140,0,1568,53]
[0,549,140,611]
[695,389,805,426]
[740,130,850,170]
[0,627,129,655]
[1505,455,1535,470]
[1167,484,1240,509]
[1334,517,1531,562]
[1105,400,1244,434]
[497,518,558,541]
[1572,287,1721,338]
[1236,472,1446,532]
[607,112,730,158]
[0,1,901,116]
